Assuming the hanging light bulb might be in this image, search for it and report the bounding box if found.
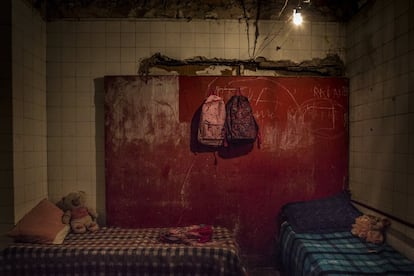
[293,8,303,25]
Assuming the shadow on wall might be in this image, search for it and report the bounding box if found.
[94,77,106,225]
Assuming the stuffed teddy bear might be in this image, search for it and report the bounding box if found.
[351,214,390,244]
[57,191,99,234]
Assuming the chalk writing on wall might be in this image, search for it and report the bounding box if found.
[179,76,348,150]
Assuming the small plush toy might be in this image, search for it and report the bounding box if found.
[57,191,99,234]
[351,214,390,244]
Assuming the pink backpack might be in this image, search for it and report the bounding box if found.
[197,94,226,147]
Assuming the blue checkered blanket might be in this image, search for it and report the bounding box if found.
[279,222,414,275]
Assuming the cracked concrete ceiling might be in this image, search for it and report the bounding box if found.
[28,0,373,22]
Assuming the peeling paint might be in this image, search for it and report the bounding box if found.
[139,53,346,78]
[149,67,179,75]
[196,65,236,76]
[106,76,179,150]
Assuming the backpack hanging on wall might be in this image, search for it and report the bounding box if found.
[225,92,259,145]
[197,93,226,147]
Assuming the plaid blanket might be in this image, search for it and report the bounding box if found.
[0,226,246,276]
[279,222,414,276]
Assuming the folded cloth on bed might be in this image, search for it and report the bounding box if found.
[160,224,213,244]
[279,222,414,276]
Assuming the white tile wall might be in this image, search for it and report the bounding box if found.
[347,0,414,259]
[46,18,345,222]
[12,0,47,222]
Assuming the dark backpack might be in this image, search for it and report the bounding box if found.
[225,95,259,144]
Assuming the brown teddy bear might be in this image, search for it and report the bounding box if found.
[351,214,390,244]
[57,191,99,234]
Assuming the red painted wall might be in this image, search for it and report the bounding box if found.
[105,75,349,262]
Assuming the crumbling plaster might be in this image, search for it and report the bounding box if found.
[28,0,369,22]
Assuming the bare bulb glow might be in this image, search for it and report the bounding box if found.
[293,9,303,25]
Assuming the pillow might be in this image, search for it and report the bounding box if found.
[8,199,70,244]
[281,191,362,234]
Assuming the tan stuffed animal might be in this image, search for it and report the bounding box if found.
[351,214,390,244]
[57,191,99,234]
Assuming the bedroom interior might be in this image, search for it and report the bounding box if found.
[1,0,414,274]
